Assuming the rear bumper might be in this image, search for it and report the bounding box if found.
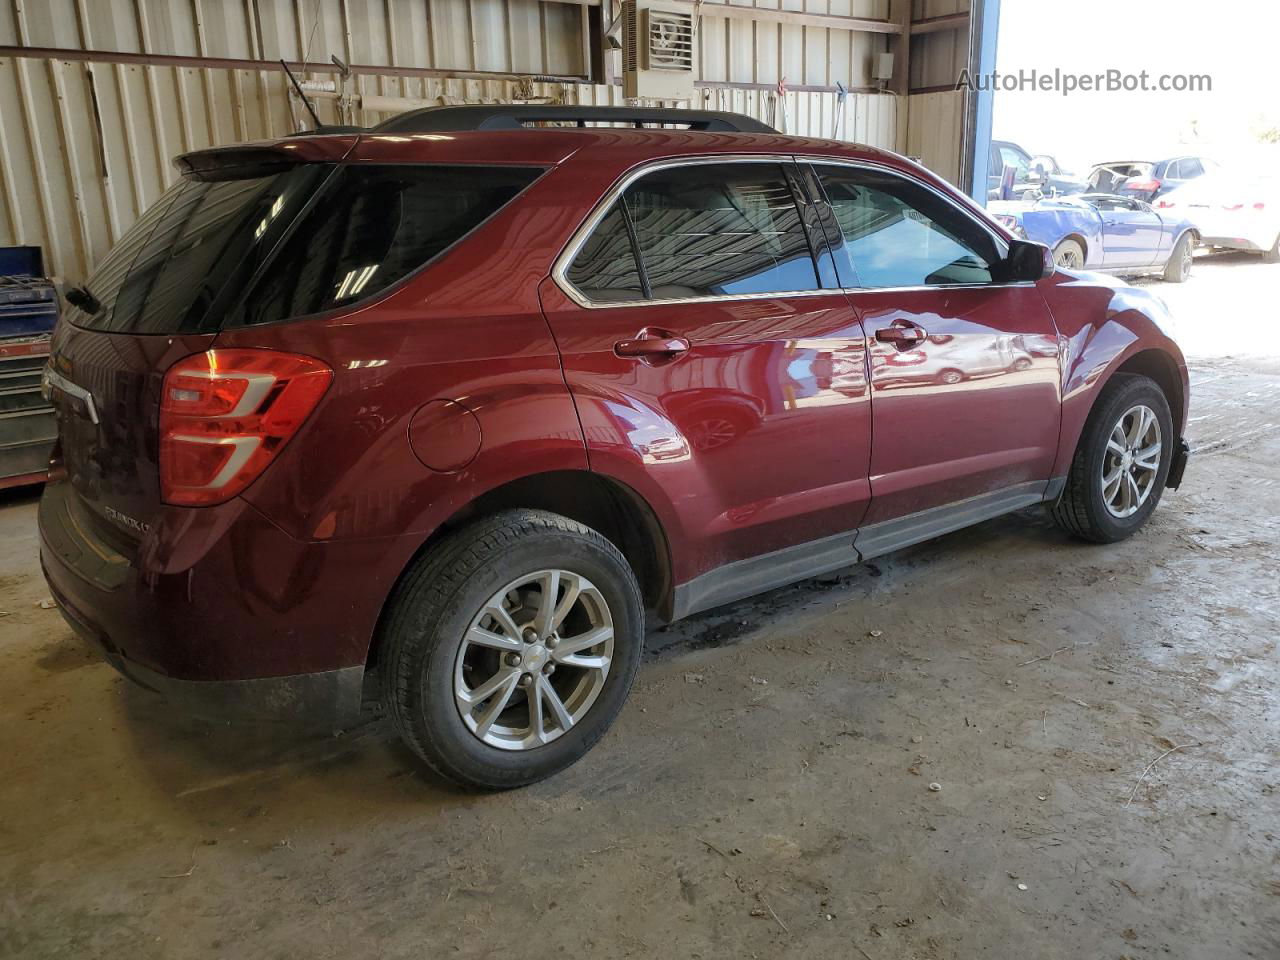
[50,585,362,724]
[38,480,409,724]
[1167,437,1190,490]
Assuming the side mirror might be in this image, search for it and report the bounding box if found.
[1000,240,1054,282]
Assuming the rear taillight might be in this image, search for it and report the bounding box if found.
[1223,203,1244,211]
[160,349,332,506]
[1155,199,1175,208]
[1126,179,1161,193]
[1253,202,1266,211]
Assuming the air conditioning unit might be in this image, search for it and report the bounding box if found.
[621,0,698,102]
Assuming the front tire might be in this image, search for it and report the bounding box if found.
[1163,233,1194,282]
[381,509,644,790]
[1049,374,1174,543]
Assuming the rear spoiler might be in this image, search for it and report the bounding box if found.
[174,137,359,182]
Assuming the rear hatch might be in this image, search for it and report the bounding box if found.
[46,136,548,556]
[45,144,341,556]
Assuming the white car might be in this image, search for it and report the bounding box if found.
[1155,171,1280,262]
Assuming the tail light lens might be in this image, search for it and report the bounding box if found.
[1223,203,1244,211]
[160,349,332,506]
[1126,179,1161,194]
[1253,202,1266,211]
[1155,198,1175,208]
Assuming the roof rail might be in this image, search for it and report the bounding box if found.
[371,104,777,135]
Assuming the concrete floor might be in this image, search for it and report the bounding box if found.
[2,252,1278,959]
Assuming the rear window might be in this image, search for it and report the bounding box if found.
[67,162,542,334]
[233,164,543,327]
[67,166,324,334]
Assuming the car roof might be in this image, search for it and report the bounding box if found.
[214,127,906,170]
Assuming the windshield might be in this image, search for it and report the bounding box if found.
[1087,163,1154,193]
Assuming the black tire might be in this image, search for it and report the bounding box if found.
[1163,232,1194,282]
[1049,373,1174,543]
[381,509,644,790]
[1053,238,1085,269]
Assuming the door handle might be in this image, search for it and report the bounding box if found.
[615,329,690,362]
[875,322,928,348]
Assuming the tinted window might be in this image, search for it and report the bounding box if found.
[1181,158,1203,178]
[816,166,1000,288]
[237,164,542,326]
[624,163,818,298]
[565,205,645,301]
[1164,160,1184,179]
[68,167,323,333]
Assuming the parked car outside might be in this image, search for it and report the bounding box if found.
[1087,156,1219,203]
[38,107,1191,789]
[989,193,1199,281]
[1155,169,1280,262]
[988,139,1089,200]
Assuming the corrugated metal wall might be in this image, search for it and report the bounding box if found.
[909,0,969,91]
[0,0,941,282]
[906,89,963,182]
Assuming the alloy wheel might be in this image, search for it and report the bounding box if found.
[454,569,614,750]
[1101,404,1162,518]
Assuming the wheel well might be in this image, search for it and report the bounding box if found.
[364,471,673,674]
[1114,349,1185,434]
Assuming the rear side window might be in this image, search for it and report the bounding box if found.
[566,162,819,302]
[237,165,542,326]
[815,166,1001,288]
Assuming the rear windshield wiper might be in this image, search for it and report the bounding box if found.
[64,284,101,315]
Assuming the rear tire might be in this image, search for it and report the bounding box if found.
[381,509,644,790]
[1163,233,1194,282]
[1053,239,1085,269]
[1049,374,1173,543]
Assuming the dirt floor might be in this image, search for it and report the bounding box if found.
[1,251,1277,959]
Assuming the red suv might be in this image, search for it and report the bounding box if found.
[39,107,1190,789]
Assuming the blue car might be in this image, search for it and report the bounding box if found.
[989,193,1199,283]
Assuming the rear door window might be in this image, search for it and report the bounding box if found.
[236,164,543,326]
[565,161,820,301]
